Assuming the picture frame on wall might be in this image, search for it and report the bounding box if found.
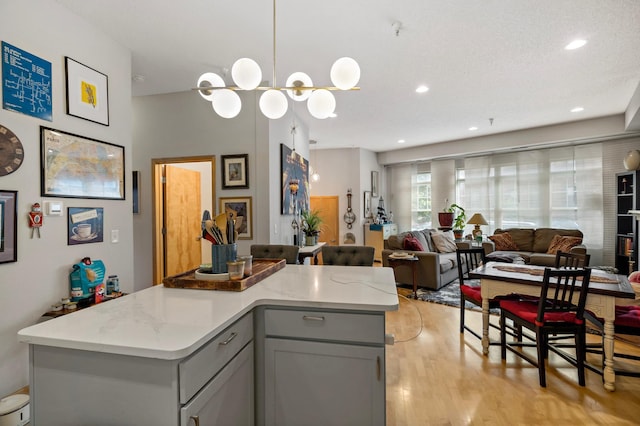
[280,143,309,215]
[41,126,125,200]
[219,196,252,239]
[221,154,249,189]
[67,207,104,245]
[132,171,140,214]
[363,190,373,219]
[0,190,18,264]
[371,171,379,197]
[65,57,109,126]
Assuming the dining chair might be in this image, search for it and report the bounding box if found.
[321,245,375,266]
[499,267,592,387]
[250,244,300,264]
[555,251,591,268]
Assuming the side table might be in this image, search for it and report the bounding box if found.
[387,256,419,299]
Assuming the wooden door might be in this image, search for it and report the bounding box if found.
[310,196,339,246]
[165,165,202,277]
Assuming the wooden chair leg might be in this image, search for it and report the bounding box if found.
[576,327,586,386]
[536,328,547,387]
[460,293,465,333]
[500,312,507,360]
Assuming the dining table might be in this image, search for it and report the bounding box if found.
[469,261,635,391]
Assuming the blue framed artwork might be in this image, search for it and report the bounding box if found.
[2,41,52,121]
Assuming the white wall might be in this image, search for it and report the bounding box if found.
[0,0,133,397]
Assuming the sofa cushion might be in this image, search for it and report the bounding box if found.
[430,232,457,253]
[489,232,519,251]
[403,234,424,251]
[387,232,411,250]
[413,231,431,252]
[533,228,583,253]
[546,234,583,254]
[439,252,457,273]
[495,228,534,251]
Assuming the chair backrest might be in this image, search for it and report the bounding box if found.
[250,244,299,264]
[456,248,486,285]
[554,251,590,269]
[537,267,592,324]
[321,245,375,266]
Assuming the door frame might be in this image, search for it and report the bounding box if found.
[151,156,216,285]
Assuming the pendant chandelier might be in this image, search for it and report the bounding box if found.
[195,0,360,120]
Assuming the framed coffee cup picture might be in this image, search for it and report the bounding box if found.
[67,207,104,245]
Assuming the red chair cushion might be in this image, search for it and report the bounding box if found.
[500,299,583,325]
[615,305,640,328]
[460,284,482,304]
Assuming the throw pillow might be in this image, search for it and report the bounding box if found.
[489,232,519,251]
[430,232,457,253]
[546,234,583,254]
[403,234,424,251]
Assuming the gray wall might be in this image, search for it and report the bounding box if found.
[0,0,133,396]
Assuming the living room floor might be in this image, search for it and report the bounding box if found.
[385,287,640,425]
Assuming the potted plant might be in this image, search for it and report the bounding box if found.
[301,209,323,246]
[449,203,466,239]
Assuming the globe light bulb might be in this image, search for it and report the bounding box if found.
[330,57,360,90]
[307,89,336,119]
[212,89,241,118]
[197,72,225,101]
[231,58,262,90]
[285,72,313,101]
[259,90,288,119]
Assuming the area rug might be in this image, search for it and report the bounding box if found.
[413,279,498,314]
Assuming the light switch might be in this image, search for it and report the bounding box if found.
[44,201,63,216]
[111,229,119,243]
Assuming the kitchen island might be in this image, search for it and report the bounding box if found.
[19,265,398,425]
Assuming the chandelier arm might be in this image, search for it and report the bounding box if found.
[194,86,360,92]
[272,0,277,88]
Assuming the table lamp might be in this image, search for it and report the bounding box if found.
[468,213,488,240]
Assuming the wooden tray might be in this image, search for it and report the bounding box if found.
[162,258,286,291]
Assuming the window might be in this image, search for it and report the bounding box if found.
[412,171,431,230]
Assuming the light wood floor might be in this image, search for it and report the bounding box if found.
[385,287,640,425]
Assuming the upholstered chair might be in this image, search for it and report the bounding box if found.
[250,244,299,264]
[321,246,375,266]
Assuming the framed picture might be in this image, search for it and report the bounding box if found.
[41,126,125,199]
[132,171,140,214]
[219,197,252,240]
[67,207,104,245]
[65,57,109,125]
[280,143,309,215]
[0,190,17,264]
[371,171,379,197]
[221,154,249,189]
[363,190,373,219]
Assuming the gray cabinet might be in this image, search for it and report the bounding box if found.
[260,307,386,426]
[29,312,254,426]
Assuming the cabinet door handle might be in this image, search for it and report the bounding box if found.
[190,415,200,426]
[218,332,237,346]
[303,315,325,321]
[376,356,381,381]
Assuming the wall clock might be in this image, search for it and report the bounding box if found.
[344,189,356,229]
[0,125,24,176]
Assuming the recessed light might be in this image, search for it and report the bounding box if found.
[571,107,584,113]
[329,112,337,118]
[469,126,478,131]
[565,39,587,50]
[416,85,429,93]
[397,139,406,144]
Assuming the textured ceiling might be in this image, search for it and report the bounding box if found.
[55,0,640,152]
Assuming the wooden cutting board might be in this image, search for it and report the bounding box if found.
[162,258,286,291]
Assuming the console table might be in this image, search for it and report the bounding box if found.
[364,223,398,262]
[298,242,325,265]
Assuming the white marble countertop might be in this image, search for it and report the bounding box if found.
[19,265,398,360]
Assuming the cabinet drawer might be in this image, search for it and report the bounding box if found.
[179,312,253,404]
[264,309,384,345]
[382,224,397,239]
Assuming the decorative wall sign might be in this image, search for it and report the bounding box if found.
[221,154,249,189]
[280,143,309,215]
[0,125,24,176]
[219,197,252,239]
[65,57,109,125]
[67,207,104,245]
[0,190,17,263]
[41,127,124,199]
[2,41,52,121]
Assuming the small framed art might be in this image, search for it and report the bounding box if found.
[0,190,18,263]
[219,196,252,239]
[67,207,104,245]
[221,154,249,189]
[65,57,110,125]
[371,171,379,197]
